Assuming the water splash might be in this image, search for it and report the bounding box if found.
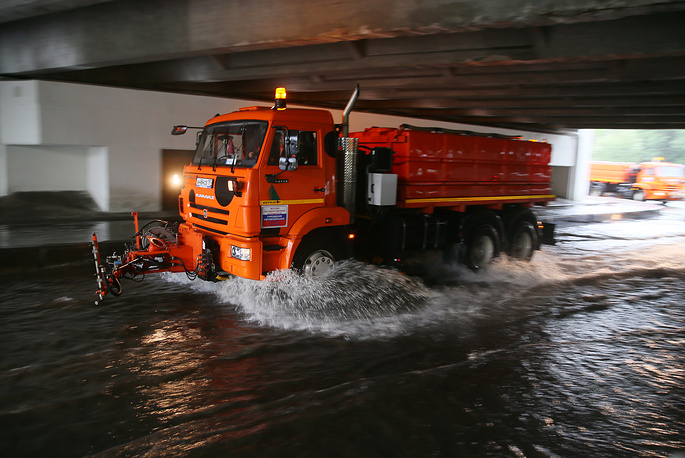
[163,240,685,338]
[207,260,438,338]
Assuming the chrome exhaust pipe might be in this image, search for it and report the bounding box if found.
[340,85,360,223]
[341,84,360,137]
[340,137,359,223]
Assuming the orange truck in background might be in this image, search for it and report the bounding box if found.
[91,87,555,303]
[589,159,685,201]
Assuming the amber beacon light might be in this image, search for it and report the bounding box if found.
[274,87,287,110]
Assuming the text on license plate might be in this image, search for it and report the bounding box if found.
[196,177,213,189]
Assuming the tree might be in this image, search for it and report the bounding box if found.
[592,130,685,164]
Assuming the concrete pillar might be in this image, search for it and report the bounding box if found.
[86,146,109,211]
[0,143,7,196]
[569,129,595,201]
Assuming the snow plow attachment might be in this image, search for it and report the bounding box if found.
[91,212,217,305]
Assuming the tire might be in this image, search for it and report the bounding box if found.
[632,189,645,201]
[508,221,537,261]
[464,224,500,271]
[589,182,604,196]
[291,235,340,278]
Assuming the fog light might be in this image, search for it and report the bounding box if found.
[231,245,251,261]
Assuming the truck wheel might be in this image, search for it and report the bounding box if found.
[508,221,537,261]
[589,182,604,196]
[292,236,340,278]
[632,189,645,201]
[465,224,500,271]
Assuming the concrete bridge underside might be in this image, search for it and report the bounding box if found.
[1,0,684,132]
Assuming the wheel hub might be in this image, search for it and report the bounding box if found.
[303,250,335,277]
[511,232,533,259]
[471,235,494,268]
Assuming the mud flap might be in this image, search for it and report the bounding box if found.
[540,222,556,245]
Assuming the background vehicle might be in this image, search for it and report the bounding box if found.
[589,159,685,201]
[92,87,555,302]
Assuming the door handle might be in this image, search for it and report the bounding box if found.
[314,187,326,192]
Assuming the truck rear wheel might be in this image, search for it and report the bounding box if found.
[632,189,645,201]
[589,182,605,196]
[508,221,537,260]
[465,224,500,271]
[292,236,340,278]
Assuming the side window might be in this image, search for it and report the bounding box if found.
[267,129,318,166]
[268,129,286,166]
[297,131,317,166]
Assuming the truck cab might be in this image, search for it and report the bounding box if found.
[631,161,685,201]
[177,104,350,280]
[589,159,685,201]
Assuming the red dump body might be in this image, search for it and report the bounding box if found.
[350,126,554,209]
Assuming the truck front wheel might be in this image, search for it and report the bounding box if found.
[292,236,340,278]
[632,189,645,201]
[465,224,500,271]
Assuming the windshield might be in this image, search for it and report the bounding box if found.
[192,120,268,169]
[655,166,685,178]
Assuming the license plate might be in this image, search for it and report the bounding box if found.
[196,177,213,189]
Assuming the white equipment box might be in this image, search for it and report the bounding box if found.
[367,173,398,206]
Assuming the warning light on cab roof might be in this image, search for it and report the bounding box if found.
[274,87,287,110]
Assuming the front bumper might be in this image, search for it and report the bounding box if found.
[219,236,264,280]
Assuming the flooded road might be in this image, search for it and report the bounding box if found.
[1,204,684,457]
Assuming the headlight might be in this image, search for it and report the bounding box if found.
[231,245,251,261]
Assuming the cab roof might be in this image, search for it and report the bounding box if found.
[206,106,335,127]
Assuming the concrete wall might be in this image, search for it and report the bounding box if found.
[0,80,581,211]
[0,80,247,211]
[8,145,88,189]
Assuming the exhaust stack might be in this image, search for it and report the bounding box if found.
[341,84,360,137]
[339,85,360,223]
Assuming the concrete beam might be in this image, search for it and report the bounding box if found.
[2,0,685,74]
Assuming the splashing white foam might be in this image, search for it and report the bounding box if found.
[210,261,440,338]
[161,240,685,339]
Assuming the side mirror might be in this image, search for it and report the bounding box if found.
[279,157,298,171]
[285,131,299,158]
[171,125,188,135]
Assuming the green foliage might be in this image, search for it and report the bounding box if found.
[592,130,685,164]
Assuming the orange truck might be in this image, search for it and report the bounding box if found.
[92,87,555,303]
[589,160,685,201]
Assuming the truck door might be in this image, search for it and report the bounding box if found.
[259,127,327,234]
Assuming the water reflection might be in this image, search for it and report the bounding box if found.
[1,213,685,456]
[0,221,135,248]
[535,276,685,456]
